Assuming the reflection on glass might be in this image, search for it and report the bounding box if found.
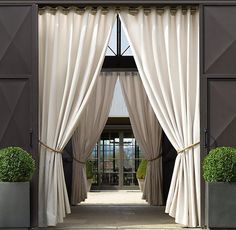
[102,173,119,186]
[105,19,117,56]
[121,24,132,56]
[105,17,133,57]
[123,137,139,185]
[90,131,143,188]
[124,173,137,186]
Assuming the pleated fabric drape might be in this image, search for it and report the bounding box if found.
[71,73,117,205]
[38,8,116,226]
[119,72,163,205]
[120,8,200,227]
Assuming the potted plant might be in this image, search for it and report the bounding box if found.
[0,147,35,228]
[203,146,236,229]
[86,160,93,192]
[136,159,147,192]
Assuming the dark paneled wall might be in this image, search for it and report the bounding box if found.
[203,5,236,149]
[162,133,176,203]
[0,6,33,150]
[0,1,236,228]
[209,80,236,148]
[204,6,236,75]
[0,4,38,227]
[7,0,236,4]
[201,5,236,228]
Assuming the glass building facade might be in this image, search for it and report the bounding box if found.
[89,131,144,189]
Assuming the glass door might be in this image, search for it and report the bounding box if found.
[90,131,143,189]
[100,135,120,187]
[123,134,142,187]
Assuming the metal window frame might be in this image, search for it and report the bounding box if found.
[103,16,137,70]
[3,1,236,228]
[93,130,141,190]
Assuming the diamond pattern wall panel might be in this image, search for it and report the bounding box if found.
[204,6,236,74]
[0,5,38,226]
[0,79,30,150]
[209,80,236,148]
[0,6,34,151]
[0,6,32,75]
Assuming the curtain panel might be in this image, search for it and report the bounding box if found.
[38,8,116,226]
[71,73,117,205]
[119,72,163,205]
[120,8,200,227]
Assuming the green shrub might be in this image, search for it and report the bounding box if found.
[0,147,35,182]
[86,160,93,179]
[136,159,148,179]
[233,153,236,182]
[203,147,236,182]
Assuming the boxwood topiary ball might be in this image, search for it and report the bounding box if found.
[203,147,236,182]
[0,147,36,182]
[86,160,93,179]
[136,159,148,179]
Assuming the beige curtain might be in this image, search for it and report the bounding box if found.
[38,8,116,226]
[120,8,200,227]
[71,73,117,205]
[120,72,163,205]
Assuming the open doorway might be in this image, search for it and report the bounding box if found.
[88,119,176,197]
[63,123,176,201]
[60,14,178,228]
[62,14,177,202]
[91,129,142,190]
[39,6,200,228]
[61,72,178,229]
[61,125,179,229]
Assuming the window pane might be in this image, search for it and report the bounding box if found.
[121,23,133,56]
[124,173,137,186]
[109,79,129,117]
[102,173,119,186]
[91,143,98,159]
[105,19,117,56]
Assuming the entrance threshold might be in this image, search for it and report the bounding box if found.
[46,191,203,229]
[80,190,148,206]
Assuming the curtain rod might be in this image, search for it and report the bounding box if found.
[39,5,198,15]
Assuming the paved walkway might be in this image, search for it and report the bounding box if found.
[48,191,203,230]
[81,190,148,205]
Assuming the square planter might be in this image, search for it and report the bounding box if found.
[87,178,93,192]
[137,179,145,192]
[207,182,236,229]
[0,182,30,228]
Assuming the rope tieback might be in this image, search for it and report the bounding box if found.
[39,140,86,164]
[72,156,86,165]
[148,154,162,162]
[39,140,63,154]
[177,142,200,154]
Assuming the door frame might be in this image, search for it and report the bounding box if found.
[94,130,141,190]
[6,1,236,227]
[0,3,39,227]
